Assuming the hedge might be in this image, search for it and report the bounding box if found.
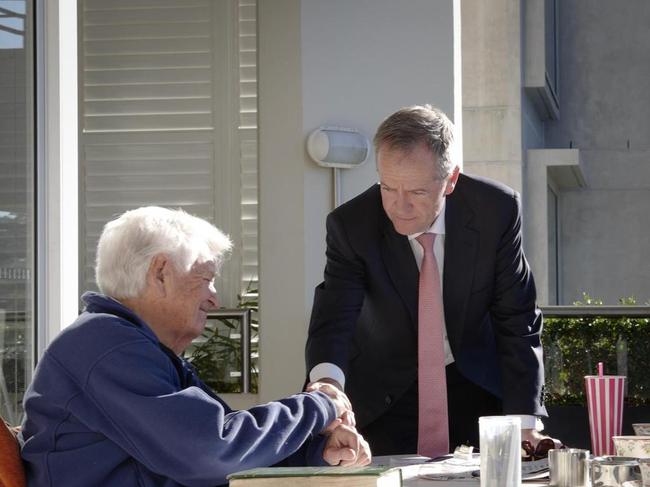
[542,296,650,406]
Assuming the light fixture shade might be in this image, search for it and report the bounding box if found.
[307,126,369,168]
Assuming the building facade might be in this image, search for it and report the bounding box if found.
[0,0,648,424]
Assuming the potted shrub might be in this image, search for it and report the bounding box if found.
[542,295,650,448]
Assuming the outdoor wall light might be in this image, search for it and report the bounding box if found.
[306,126,370,207]
[306,126,369,168]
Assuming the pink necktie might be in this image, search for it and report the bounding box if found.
[416,233,449,458]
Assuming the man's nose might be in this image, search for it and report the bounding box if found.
[395,191,411,211]
[207,285,219,309]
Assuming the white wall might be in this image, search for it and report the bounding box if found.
[302,0,459,204]
[301,0,460,316]
[258,0,460,401]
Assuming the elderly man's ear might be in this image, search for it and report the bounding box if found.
[147,254,172,296]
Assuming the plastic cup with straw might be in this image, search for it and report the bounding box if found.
[584,361,626,456]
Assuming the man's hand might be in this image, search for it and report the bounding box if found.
[307,380,356,428]
[521,428,548,447]
[322,424,371,467]
[521,429,563,460]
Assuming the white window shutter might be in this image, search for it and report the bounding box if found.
[79,0,258,308]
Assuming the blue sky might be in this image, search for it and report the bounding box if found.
[0,1,26,49]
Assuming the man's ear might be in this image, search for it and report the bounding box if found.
[444,166,461,195]
[147,254,170,296]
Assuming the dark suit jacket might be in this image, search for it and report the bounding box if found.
[306,173,546,429]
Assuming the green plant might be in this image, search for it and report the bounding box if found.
[183,282,259,393]
[542,294,650,406]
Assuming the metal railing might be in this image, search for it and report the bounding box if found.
[540,305,650,317]
[207,309,253,393]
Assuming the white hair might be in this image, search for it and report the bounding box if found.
[95,206,232,299]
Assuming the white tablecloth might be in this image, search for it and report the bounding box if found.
[403,479,548,487]
[373,455,549,487]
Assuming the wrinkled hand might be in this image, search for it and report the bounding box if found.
[307,380,356,429]
[322,424,372,467]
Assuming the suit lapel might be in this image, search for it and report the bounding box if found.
[380,213,419,328]
[443,180,479,354]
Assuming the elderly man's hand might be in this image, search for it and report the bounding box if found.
[307,380,356,428]
[322,424,371,467]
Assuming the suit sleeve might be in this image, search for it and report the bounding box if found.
[306,211,366,377]
[490,192,546,416]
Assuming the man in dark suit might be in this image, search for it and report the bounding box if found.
[305,105,547,456]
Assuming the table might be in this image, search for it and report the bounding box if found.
[404,478,548,486]
[374,455,549,486]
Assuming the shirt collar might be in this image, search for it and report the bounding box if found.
[407,198,447,241]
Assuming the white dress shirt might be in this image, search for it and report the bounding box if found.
[309,200,538,429]
[406,201,454,367]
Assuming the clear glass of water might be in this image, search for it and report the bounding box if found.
[479,416,521,487]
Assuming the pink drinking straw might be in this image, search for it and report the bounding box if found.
[598,362,604,376]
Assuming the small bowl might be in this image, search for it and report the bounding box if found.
[634,424,650,436]
[614,436,650,458]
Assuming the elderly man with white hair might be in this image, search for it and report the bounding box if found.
[20,207,369,487]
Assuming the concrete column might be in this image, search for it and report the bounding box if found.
[462,0,523,193]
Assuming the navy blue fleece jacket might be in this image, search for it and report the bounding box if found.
[21,293,336,486]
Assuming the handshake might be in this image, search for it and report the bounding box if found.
[306,379,371,467]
